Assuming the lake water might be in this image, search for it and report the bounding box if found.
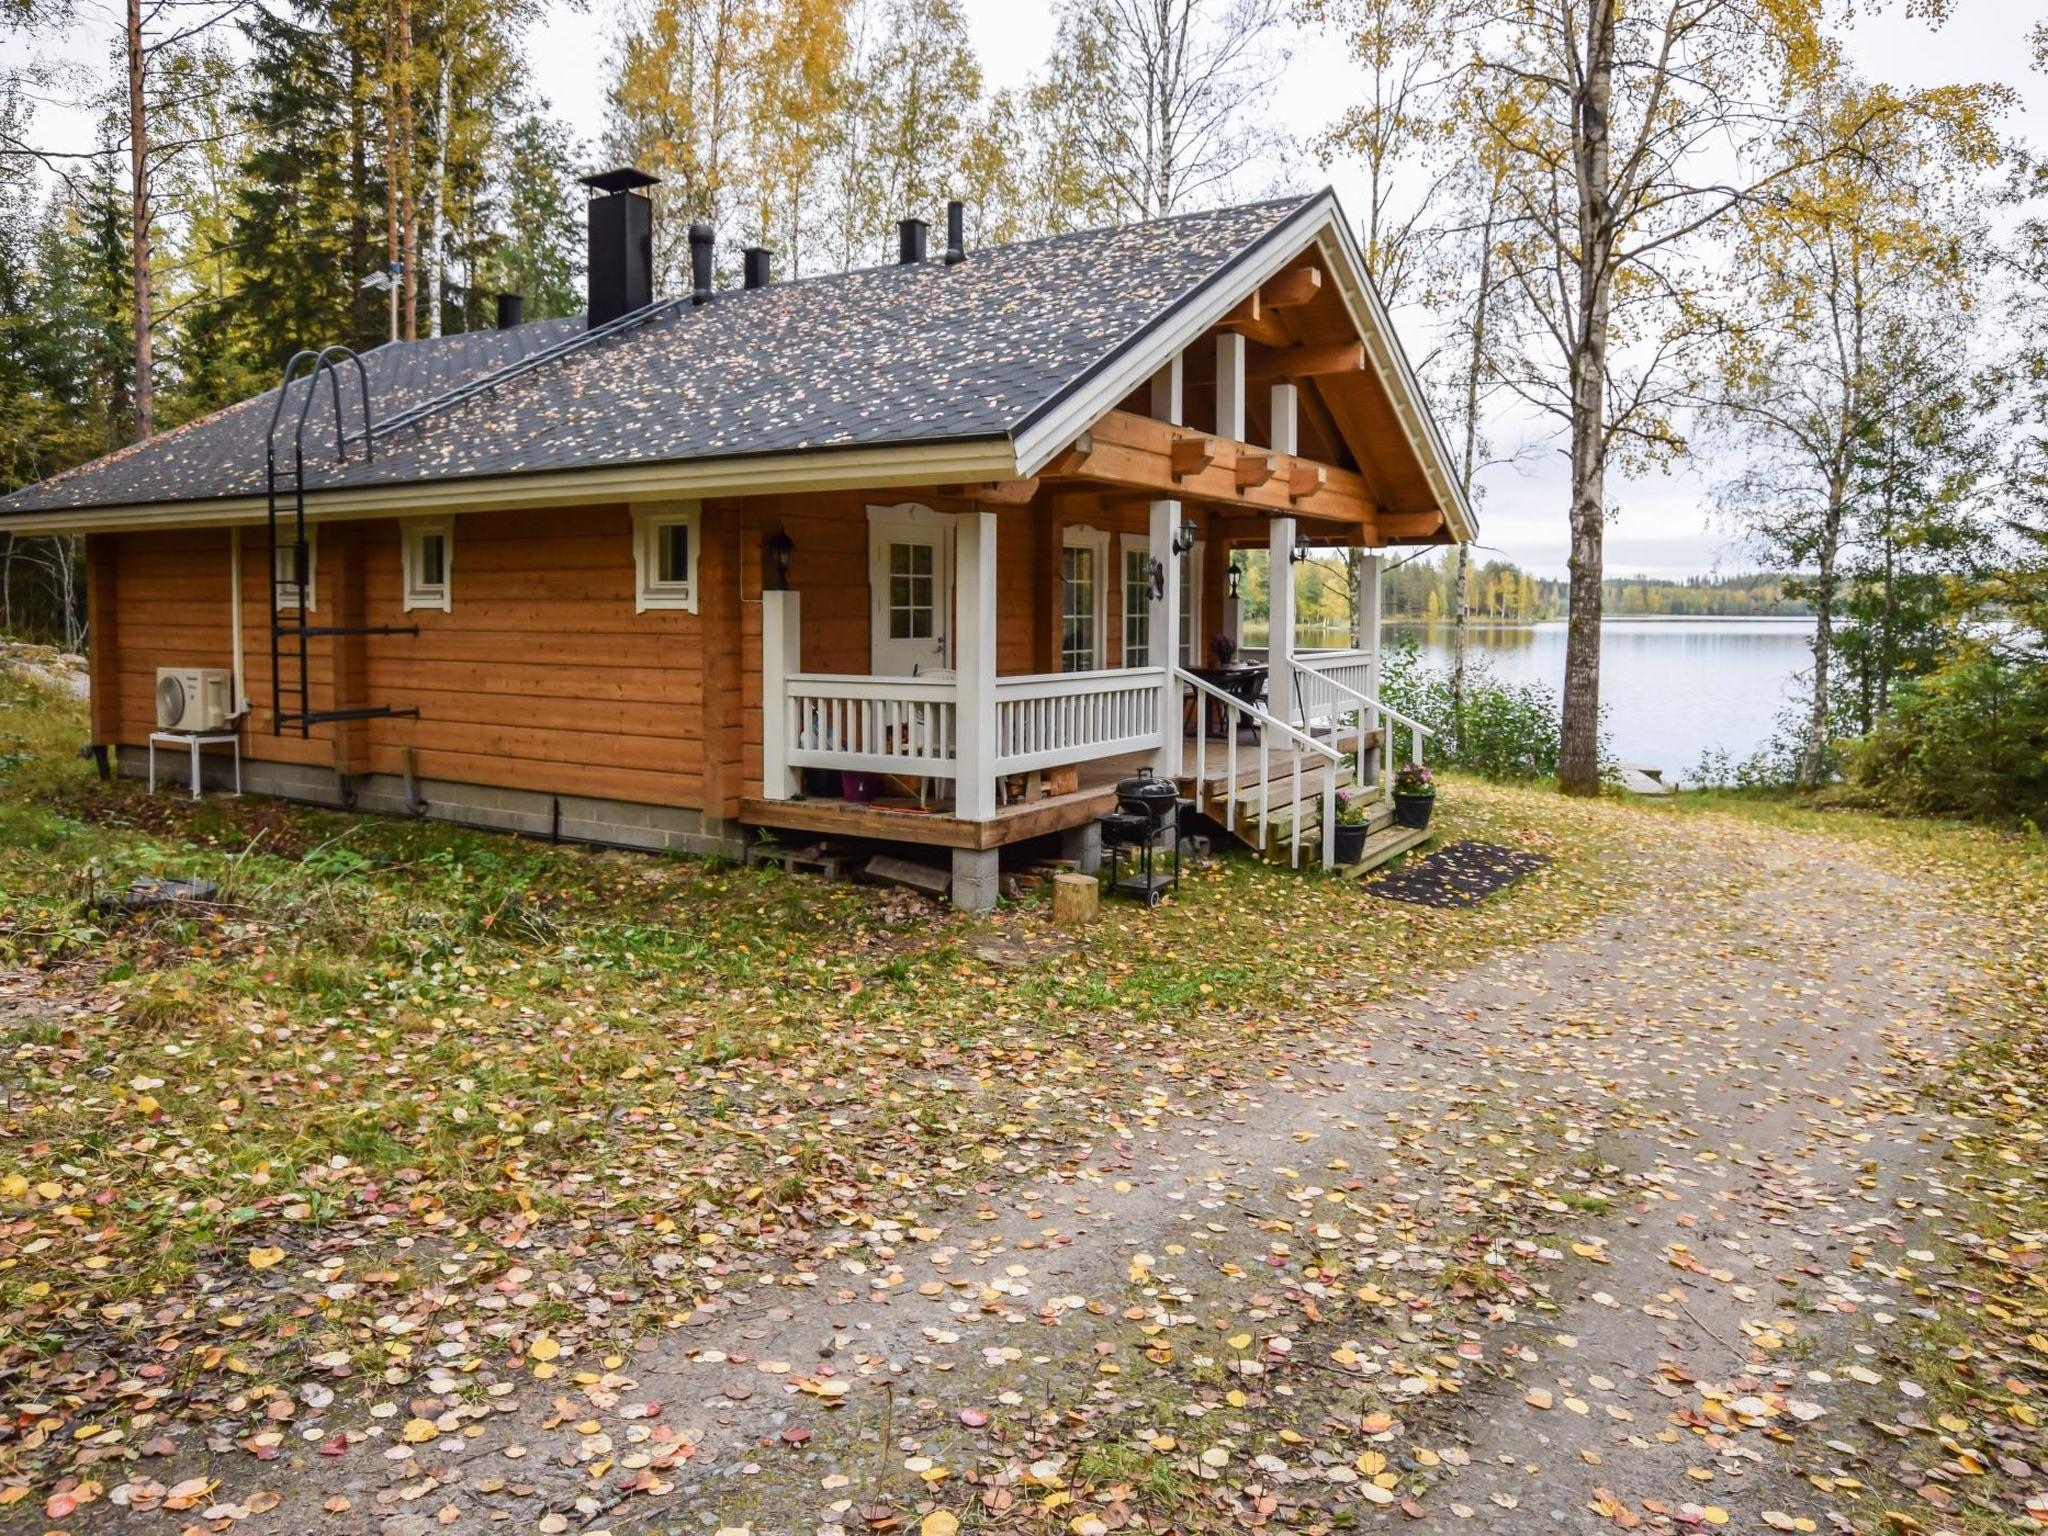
[1393,618,1820,779]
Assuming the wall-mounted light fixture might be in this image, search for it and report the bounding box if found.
[1171,521,1199,557]
[1288,532,1313,564]
[1227,562,1243,598]
[767,529,795,590]
[1147,558,1167,601]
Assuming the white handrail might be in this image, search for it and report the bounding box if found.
[1296,664,1434,747]
[1177,667,1340,869]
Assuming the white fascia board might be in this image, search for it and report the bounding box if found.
[0,436,1021,536]
[1013,191,1478,546]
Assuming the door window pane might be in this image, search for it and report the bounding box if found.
[887,541,934,641]
[1062,546,1098,671]
[1123,548,1150,668]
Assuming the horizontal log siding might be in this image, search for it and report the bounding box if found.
[97,506,712,810]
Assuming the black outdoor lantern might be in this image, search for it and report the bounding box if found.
[1227,562,1243,597]
[1289,530,1313,564]
[767,529,795,589]
[1171,520,1199,557]
[1147,558,1167,601]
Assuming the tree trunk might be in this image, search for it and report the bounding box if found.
[1558,0,1616,796]
[428,56,447,338]
[1799,483,1843,788]
[398,0,416,341]
[126,0,154,440]
[384,3,400,343]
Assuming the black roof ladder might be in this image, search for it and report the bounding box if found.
[264,347,421,738]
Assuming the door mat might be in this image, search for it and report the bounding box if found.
[1367,839,1550,908]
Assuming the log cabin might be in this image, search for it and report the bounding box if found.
[0,176,1474,908]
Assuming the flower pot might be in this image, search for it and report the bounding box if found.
[1392,792,1434,830]
[1334,821,1370,863]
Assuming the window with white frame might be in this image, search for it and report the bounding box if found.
[1060,525,1108,672]
[1179,540,1203,665]
[402,518,452,611]
[632,502,700,613]
[1121,539,1151,668]
[273,526,316,611]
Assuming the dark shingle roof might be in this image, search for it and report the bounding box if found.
[2,198,1313,516]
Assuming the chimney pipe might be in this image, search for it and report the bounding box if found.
[944,200,966,265]
[690,223,716,305]
[742,246,773,289]
[898,218,928,265]
[579,168,659,328]
[495,293,525,329]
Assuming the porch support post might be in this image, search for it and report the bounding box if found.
[1150,352,1183,423]
[1216,333,1246,442]
[1150,498,1182,778]
[760,589,802,800]
[1150,351,1185,780]
[1360,551,1383,687]
[1269,382,1298,455]
[1269,515,1297,726]
[954,510,998,821]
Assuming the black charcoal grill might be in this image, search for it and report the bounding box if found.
[1097,770,1183,906]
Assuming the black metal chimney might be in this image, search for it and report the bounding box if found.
[690,224,715,305]
[495,293,525,329]
[742,246,773,290]
[944,200,966,265]
[579,168,658,328]
[898,218,928,265]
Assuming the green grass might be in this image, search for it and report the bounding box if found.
[0,663,1672,1490]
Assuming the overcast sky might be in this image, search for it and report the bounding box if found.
[10,0,2041,578]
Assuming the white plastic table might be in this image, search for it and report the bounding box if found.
[147,730,241,800]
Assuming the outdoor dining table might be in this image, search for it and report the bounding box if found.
[1186,663,1269,736]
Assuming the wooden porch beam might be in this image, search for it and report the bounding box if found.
[1287,463,1326,501]
[1216,290,1290,349]
[939,477,1040,507]
[1379,510,1448,541]
[1261,266,1322,309]
[1048,409,1379,530]
[1246,340,1365,381]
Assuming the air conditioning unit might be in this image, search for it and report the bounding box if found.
[155,667,234,733]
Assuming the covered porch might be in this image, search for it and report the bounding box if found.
[739,249,1455,904]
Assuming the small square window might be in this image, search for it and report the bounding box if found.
[402,519,452,612]
[633,503,700,613]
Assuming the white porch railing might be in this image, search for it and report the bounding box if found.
[773,665,1170,795]
[786,674,960,778]
[994,667,1165,776]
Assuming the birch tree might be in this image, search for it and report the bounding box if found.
[1709,77,2002,785]
[1373,0,1877,792]
[1039,0,1288,220]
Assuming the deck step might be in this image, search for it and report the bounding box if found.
[1336,823,1432,877]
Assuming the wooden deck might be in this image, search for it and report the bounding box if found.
[739,729,1382,852]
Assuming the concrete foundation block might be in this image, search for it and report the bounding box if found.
[1060,820,1104,875]
[950,847,1001,912]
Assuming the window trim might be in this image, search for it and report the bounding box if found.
[1060,524,1110,673]
[273,525,317,613]
[401,517,452,612]
[632,501,700,614]
[1179,539,1204,667]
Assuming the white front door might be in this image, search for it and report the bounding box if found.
[868,505,953,676]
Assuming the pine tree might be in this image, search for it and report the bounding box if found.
[483,110,584,319]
